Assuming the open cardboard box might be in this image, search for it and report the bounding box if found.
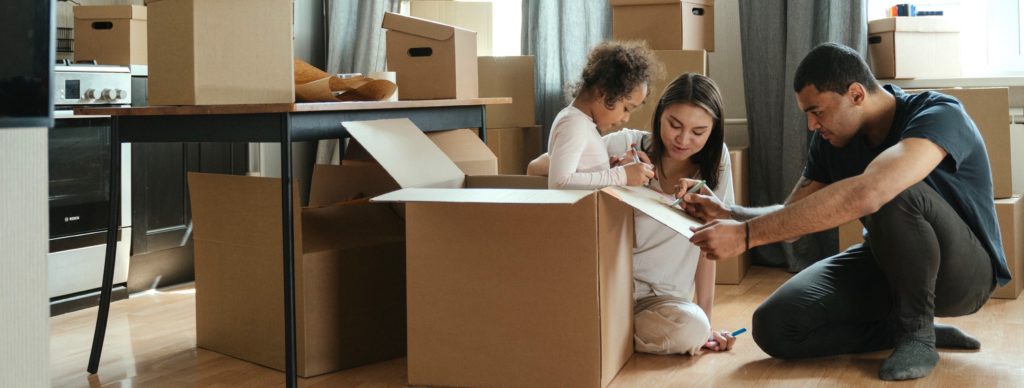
[187,165,407,377]
[344,119,704,387]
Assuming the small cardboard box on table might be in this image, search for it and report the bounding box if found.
[343,118,704,387]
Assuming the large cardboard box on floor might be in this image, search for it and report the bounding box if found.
[187,166,407,377]
[611,0,715,51]
[343,118,706,387]
[868,17,960,79]
[485,126,543,175]
[717,146,751,284]
[931,88,1022,198]
[620,50,706,131]
[993,195,1024,299]
[383,12,478,100]
[478,56,536,128]
[146,0,294,105]
[410,0,493,55]
[73,5,147,66]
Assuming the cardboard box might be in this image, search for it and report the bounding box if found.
[611,0,715,51]
[485,126,543,175]
[868,17,960,79]
[383,12,478,100]
[478,56,537,128]
[187,167,407,377]
[410,0,493,56]
[993,195,1023,299]
[147,0,294,105]
[619,50,707,131]
[930,88,1021,198]
[717,146,751,284]
[74,5,147,66]
[341,118,705,387]
[838,220,865,251]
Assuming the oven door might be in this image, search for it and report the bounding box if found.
[49,111,115,251]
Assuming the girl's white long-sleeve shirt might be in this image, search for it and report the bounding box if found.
[547,105,628,189]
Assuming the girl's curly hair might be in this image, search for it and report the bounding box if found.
[569,40,661,108]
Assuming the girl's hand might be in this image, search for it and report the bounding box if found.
[703,330,737,352]
[624,162,654,186]
[609,155,624,168]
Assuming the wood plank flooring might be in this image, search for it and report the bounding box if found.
[50,266,1024,387]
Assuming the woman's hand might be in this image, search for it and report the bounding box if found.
[676,178,730,222]
[703,330,737,352]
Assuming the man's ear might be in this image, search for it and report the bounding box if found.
[848,82,867,105]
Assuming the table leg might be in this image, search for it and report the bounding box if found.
[87,118,121,374]
[478,105,488,143]
[281,114,298,387]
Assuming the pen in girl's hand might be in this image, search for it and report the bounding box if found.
[630,143,642,164]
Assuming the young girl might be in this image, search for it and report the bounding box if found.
[546,41,657,189]
[530,73,739,355]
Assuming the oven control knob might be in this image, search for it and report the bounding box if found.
[83,89,97,100]
[115,89,127,99]
[101,89,114,100]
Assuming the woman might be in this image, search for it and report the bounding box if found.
[528,73,738,355]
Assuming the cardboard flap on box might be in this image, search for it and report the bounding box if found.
[465,174,547,189]
[74,5,148,20]
[426,129,498,175]
[602,186,702,238]
[309,164,400,207]
[374,187,593,205]
[868,17,960,33]
[382,12,469,41]
[344,119,466,188]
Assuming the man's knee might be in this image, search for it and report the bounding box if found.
[634,302,710,355]
[752,299,803,359]
[865,182,932,230]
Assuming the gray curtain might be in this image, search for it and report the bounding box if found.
[739,0,867,271]
[318,0,402,164]
[522,0,611,150]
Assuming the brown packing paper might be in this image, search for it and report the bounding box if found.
[293,59,397,102]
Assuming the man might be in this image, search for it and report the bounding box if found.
[677,42,1011,381]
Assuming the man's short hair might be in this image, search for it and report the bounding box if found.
[793,42,879,95]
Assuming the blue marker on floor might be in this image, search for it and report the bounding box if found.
[705,327,747,350]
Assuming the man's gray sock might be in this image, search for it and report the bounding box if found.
[879,326,939,381]
[935,323,981,349]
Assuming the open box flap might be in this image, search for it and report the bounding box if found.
[344,118,466,189]
[373,187,593,205]
[602,185,702,238]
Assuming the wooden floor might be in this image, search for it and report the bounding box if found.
[51,266,1024,387]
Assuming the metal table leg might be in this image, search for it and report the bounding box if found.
[87,118,121,374]
[281,114,298,387]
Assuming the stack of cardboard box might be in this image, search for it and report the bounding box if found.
[837,87,1023,299]
[478,56,543,174]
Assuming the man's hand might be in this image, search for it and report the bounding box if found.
[690,219,747,260]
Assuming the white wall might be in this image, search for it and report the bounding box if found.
[708,0,749,148]
[0,128,51,387]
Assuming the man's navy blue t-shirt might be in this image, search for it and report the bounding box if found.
[802,84,1010,286]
